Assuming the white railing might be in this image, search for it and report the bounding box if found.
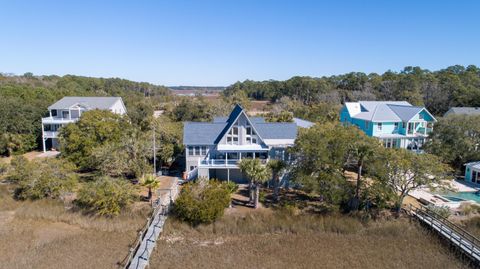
[42,117,77,124]
[198,158,268,167]
[43,131,58,138]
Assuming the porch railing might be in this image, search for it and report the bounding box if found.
[198,158,268,166]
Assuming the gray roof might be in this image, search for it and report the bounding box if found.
[293,117,314,128]
[255,123,297,139]
[445,107,480,116]
[388,105,424,121]
[347,101,434,122]
[183,122,227,145]
[48,97,122,110]
[184,104,298,145]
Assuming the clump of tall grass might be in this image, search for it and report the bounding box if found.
[13,198,150,233]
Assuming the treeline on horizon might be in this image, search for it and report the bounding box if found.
[224,65,480,116]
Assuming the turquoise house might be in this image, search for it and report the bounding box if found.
[465,162,480,184]
[340,101,436,152]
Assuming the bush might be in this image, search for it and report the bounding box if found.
[426,205,451,218]
[75,177,136,217]
[8,157,77,200]
[0,162,7,176]
[174,180,231,225]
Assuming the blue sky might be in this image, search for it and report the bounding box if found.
[0,0,479,86]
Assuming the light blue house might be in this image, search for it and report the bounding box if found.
[465,162,480,184]
[340,101,436,151]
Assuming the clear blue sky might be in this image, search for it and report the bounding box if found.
[1,0,479,86]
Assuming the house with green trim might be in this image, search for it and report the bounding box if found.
[340,101,436,152]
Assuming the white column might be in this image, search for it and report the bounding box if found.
[227,169,230,183]
[69,109,71,120]
[225,153,228,166]
[41,123,46,152]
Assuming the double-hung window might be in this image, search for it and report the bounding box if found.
[377,123,382,131]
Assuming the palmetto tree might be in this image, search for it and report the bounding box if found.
[268,160,287,202]
[239,158,271,208]
[141,174,160,202]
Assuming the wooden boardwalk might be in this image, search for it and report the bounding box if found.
[406,205,480,263]
[119,177,179,269]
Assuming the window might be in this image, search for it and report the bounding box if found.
[246,127,252,135]
[195,146,200,155]
[394,122,399,129]
[364,121,369,130]
[377,123,382,130]
[246,137,251,143]
[190,166,194,171]
[201,146,207,155]
[252,138,257,144]
[227,124,239,145]
[402,122,406,128]
[232,127,238,135]
[419,113,424,120]
[188,147,194,155]
[227,137,232,143]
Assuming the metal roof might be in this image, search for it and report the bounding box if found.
[184,105,298,145]
[183,122,227,145]
[345,101,435,122]
[465,161,480,170]
[293,118,314,128]
[48,97,122,110]
[446,107,480,116]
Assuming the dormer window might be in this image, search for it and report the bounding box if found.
[419,113,424,120]
[377,123,382,130]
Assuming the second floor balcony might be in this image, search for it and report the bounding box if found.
[42,116,77,124]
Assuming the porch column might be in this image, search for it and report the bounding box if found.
[225,153,228,166]
[68,109,71,120]
[227,169,230,183]
[239,152,242,160]
[41,122,46,152]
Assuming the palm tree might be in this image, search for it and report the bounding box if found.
[268,160,287,202]
[239,159,271,208]
[141,174,160,203]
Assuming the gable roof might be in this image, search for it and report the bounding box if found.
[446,107,480,116]
[183,122,227,145]
[183,104,298,145]
[48,97,123,110]
[344,101,435,122]
[465,161,480,170]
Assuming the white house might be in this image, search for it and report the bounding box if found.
[183,104,312,183]
[41,96,127,152]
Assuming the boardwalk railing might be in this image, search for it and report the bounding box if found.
[118,202,164,269]
[405,204,480,263]
[118,184,179,269]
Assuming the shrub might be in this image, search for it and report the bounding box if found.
[9,157,77,200]
[0,162,7,176]
[76,177,136,217]
[426,205,451,218]
[174,180,231,225]
[224,181,239,194]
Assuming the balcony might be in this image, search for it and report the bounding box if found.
[42,117,77,124]
[43,131,59,138]
[198,158,268,168]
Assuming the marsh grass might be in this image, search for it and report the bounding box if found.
[0,184,150,269]
[151,210,472,269]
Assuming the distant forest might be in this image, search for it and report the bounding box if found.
[169,86,226,91]
[224,65,480,116]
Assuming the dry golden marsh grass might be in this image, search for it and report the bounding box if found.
[0,185,150,269]
[150,210,473,269]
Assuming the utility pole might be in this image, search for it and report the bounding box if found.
[153,124,156,175]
